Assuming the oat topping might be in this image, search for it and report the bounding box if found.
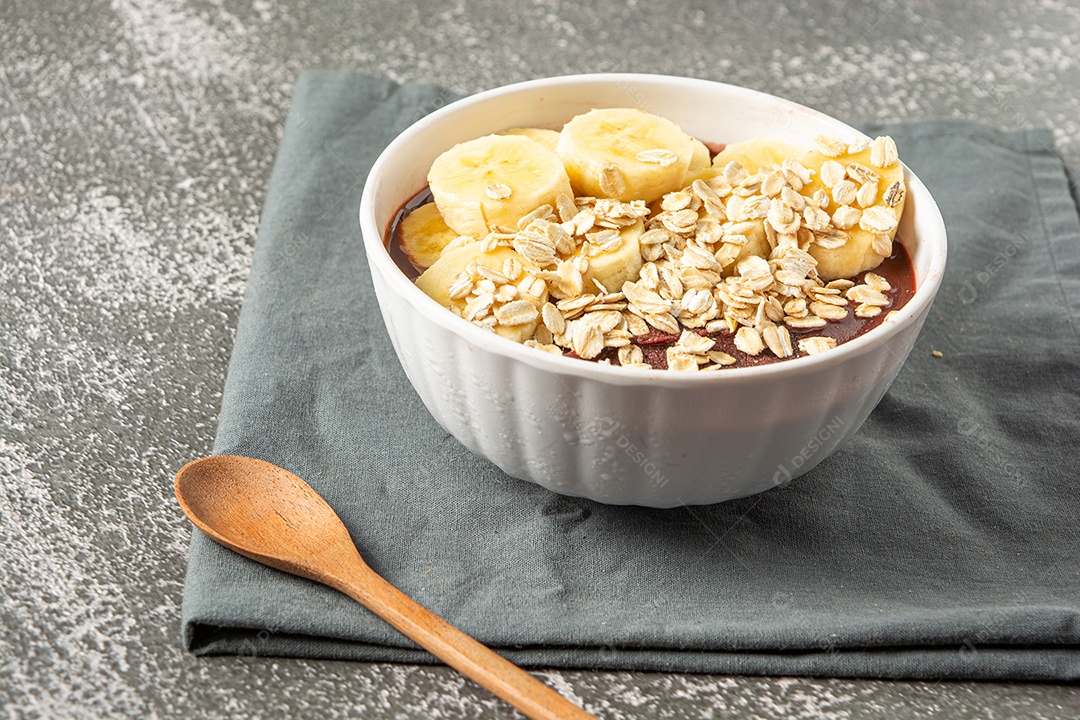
[832,179,858,207]
[870,135,899,168]
[856,179,879,208]
[820,160,846,188]
[418,129,908,371]
[871,232,893,258]
[781,158,812,189]
[859,205,899,234]
[845,162,877,185]
[599,163,627,197]
[734,326,765,355]
[864,272,891,293]
[636,148,680,166]
[813,135,848,157]
[831,205,861,230]
[799,336,837,355]
[883,180,905,208]
[846,135,871,154]
[495,299,539,326]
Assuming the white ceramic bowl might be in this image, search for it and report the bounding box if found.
[360,74,947,507]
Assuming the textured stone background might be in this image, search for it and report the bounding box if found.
[2,0,1079,717]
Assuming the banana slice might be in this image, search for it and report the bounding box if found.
[415,242,504,306]
[711,138,805,173]
[556,108,694,202]
[685,138,711,178]
[581,219,644,294]
[498,127,561,153]
[428,134,573,238]
[799,140,906,280]
[399,203,465,268]
[703,140,800,270]
[680,165,727,189]
[415,243,547,342]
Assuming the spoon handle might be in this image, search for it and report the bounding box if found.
[329,563,596,720]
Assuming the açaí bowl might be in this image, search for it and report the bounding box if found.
[359,74,947,507]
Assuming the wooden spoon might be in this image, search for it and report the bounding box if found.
[175,455,595,720]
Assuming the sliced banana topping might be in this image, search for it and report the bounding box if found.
[406,114,908,368]
[799,138,906,280]
[428,134,573,238]
[496,126,561,152]
[557,107,694,202]
[399,202,466,269]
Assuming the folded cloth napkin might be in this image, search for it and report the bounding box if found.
[180,71,1080,681]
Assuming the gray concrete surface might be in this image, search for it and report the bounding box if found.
[2,0,1079,717]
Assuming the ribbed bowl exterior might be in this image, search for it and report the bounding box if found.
[361,74,947,506]
[372,266,931,506]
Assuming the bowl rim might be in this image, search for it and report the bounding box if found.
[359,72,948,388]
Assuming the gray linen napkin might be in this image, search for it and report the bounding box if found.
[180,71,1080,681]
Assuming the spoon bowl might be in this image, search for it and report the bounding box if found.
[176,455,356,579]
[175,455,594,720]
